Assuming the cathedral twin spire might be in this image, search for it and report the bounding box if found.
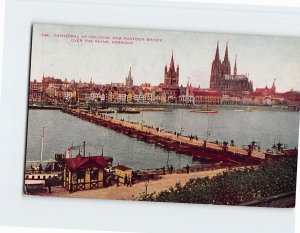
[210,41,238,89]
[213,41,237,76]
[210,41,253,94]
[222,42,231,75]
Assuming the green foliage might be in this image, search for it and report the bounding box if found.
[139,158,297,205]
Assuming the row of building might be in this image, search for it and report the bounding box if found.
[29,43,300,107]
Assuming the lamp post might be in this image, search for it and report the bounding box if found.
[144,178,149,195]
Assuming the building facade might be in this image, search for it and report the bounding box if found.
[63,154,113,192]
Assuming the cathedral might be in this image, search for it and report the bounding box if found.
[210,42,253,95]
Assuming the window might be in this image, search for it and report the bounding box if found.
[90,169,98,181]
[77,170,85,184]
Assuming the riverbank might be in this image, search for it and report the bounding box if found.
[36,168,228,200]
[28,103,297,112]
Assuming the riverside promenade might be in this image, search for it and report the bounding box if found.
[61,108,265,164]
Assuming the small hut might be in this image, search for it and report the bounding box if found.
[114,165,132,184]
[63,154,113,192]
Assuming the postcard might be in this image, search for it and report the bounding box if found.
[24,24,299,207]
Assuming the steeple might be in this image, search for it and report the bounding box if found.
[125,66,133,87]
[164,51,179,88]
[186,77,190,96]
[210,41,222,90]
[215,41,220,61]
[170,50,175,71]
[224,42,229,62]
[271,78,276,94]
[234,54,237,75]
[222,41,231,75]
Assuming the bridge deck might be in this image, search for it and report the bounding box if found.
[67,109,265,160]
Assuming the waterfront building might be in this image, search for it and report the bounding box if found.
[179,78,195,104]
[220,94,242,105]
[117,91,127,103]
[85,92,92,102]
[160,92,167,103]
[254,80,276,97]
[133,92,139,103]
[133,91,146,103]
[54,87,64,101]
[241,95,254,105]
[125,67,133,87]
[193,89,221,105]
[62,78,71,89]
[63,89,73,101]
[90,89,100,101]
[126,92,133,103]
[76,87,90,103]
[113,91,119,102]
[114,165,132,184]
[45,86,55,98]
[108,91,113,102]
[99,92,106,102]
[210,42,253,95]
[29,79,43,103]
[42,75,63,90]
[280,90,300,106]
[144,90,155,103]
[63,154,113,192]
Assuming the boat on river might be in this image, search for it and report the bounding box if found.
[139,108,172,112]
[190,109,219,114]
[190,103,219,114]
[117,107,140,114]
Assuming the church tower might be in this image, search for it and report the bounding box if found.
[271,78,276,94]
[125,67,133,87]
[164,51,179,87]
[210,41,222,89]
[222,42,231,76]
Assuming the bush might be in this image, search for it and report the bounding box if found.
[139,157,297,205]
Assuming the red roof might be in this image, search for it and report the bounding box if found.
[65,155,112,171]
[158,83,166,88]
[193,90,220,97]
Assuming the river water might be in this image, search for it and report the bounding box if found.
[25,109,299,170]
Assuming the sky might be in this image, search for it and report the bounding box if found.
[30,24,300,92]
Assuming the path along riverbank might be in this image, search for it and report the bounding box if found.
[39,168,228,200]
